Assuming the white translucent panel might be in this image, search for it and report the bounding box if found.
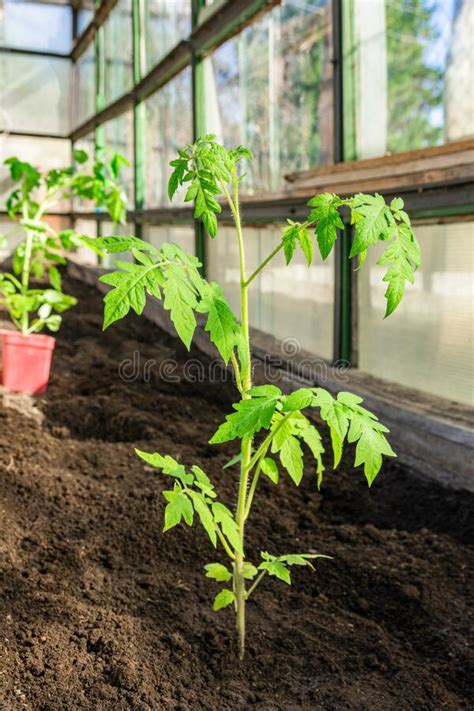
[0,135,71,211]
[0,0,72,53]
[102,111,134,207]
[206,224,334,358]
[358,222,474,406]
[0,216,24,259]
[77,6,94,36]
[143,224,195,256]
[143,68,192,208]
[103,0,133,105]
[0,214,71,259]
[206,226,260,327]
[72,218,98,265]
[0,54,70,134]
[204,0,333,194]
[144,0,191,72]
[346,0,474,159]
[74,43,96,127]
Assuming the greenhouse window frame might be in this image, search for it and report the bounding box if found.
[2,0,472,369]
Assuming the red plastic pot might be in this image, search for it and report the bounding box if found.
[0,330,55,394]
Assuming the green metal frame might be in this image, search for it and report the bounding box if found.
[132,0,145,238]
[192,0,207,276]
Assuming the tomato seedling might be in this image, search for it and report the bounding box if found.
[0,149,128,335]
[91,137,420,658]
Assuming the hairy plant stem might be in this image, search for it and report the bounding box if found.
[222,171,252,660]
[20,229,33,335]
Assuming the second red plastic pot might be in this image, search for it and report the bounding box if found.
[0,330,56,394]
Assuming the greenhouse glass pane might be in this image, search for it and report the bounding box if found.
[358,221,474,406]
[346,0,474,159]
[77,2,94,36]
[103,111,134,209]
[74,43,96,127]
[143,225,195,255]
[104,0,133,105]
[0,54,70,134]
[206,225,334,359]
[73,219,98,265]
[144,0,191,72]
[0,135,71,211]
[204,0,333,194]
[0,0,72,53]
[1,215,71,259]
[143,68,192,207]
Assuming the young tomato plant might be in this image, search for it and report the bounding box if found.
[91,136,420,658]
[0,149,128,335]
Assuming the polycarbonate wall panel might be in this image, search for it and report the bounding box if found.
[0,54,70,135]
[204,0,333,194]
[74,43,96,127]
[144,0,191,72]
[143,68,192,208]
[1,215,70,260]
[73,218,99,266]
[358,221,474,405]
[143,224,195,256]
[103,111,134,209]
[0,0,72,53]
[207,225,334,360]
[346,0,474,159]
[77,4,94,36]
[104,0,133,105]
[0,136,71,211]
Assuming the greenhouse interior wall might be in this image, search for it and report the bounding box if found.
[0,0,473,470]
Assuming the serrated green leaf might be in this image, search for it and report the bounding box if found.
[279,435,304,485]
[243,562,258,579]
[307,193,344,260]
[281,388,313,412]
[213,588,235,611]
[349,193,394,258]
[378,223,420,317]
[196,282,240,364]
[163,491,194,531]
[135,449,193,485]
[205,563,232,582]
[259,553,291,585]
[189,492,217,546]
[212,502,243,554]
[100,262,163,329]
[298,423,325,488]
[210,393,280,445]
[48,265,62,291]
[162,264,198,349]
[260,457,279,484]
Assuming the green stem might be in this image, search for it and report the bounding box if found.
[244,219,315,287]
[223,170,252,660]
[245,570,267,599]
[20,230,34,336]
[245,242,284,287]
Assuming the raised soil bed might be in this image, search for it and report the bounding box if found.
[1,276,473,710]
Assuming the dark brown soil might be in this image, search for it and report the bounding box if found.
[1,276,473,711]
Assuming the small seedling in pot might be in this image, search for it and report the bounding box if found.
[90,137,420,658]
[0,149,128,335]
[0,149,128,393]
